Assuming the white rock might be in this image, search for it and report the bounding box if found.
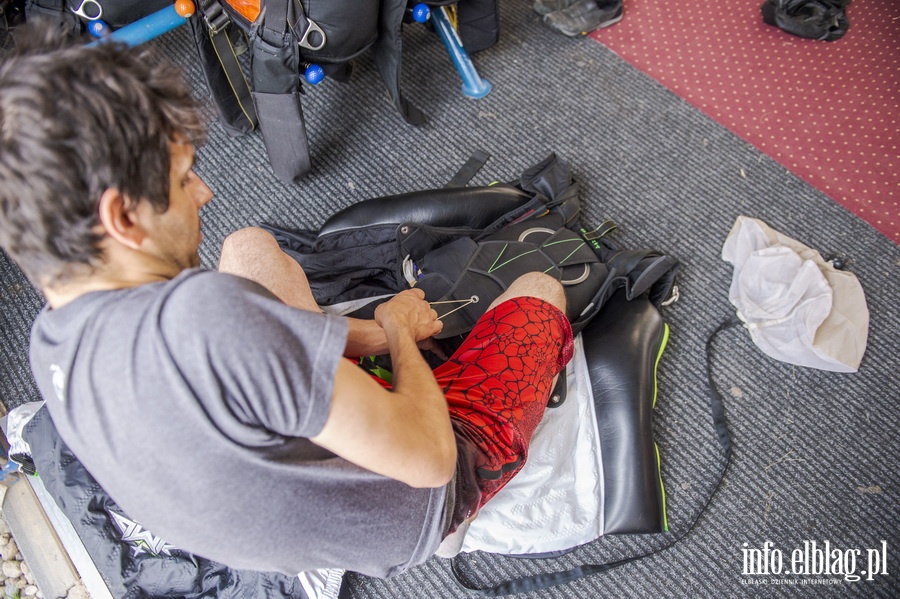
[23,585,39,597]
[2,560,21,578]
[15,577,27,589]
[0,538,17,560]
[24,570,35,585]
[65,582,90,599]
[20,561,28,576]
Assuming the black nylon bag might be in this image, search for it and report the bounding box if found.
[296,0,379,65]
[265,153,679,345]
[198,0,418,182]
[456,0,500,54]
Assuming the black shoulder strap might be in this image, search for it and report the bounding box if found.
[449,316,739,596]
[192,1,257,134]
[372,0,426,126]
[249,0,312,182]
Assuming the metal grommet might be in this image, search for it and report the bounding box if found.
[400,225,410,235]
[550,394,561,404]
[470,295,479,303]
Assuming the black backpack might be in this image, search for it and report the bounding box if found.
[190,0,419,185]
[13,0,501,184]
[190,0,500,184]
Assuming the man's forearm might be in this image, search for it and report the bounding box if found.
[382,322,457,485]
[311,289,455,488]
[384,324,442,400]
[344,317,389,357]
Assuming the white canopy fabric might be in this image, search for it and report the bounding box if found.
[721,216,869,373]
[462,335,604,555]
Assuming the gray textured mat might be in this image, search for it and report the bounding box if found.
[1,2,898,597]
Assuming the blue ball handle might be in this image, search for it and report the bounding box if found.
[86,19,111,38]
[411,3,430,23]
[304,63,325,85]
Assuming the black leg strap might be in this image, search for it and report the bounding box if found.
[446,150,491,187]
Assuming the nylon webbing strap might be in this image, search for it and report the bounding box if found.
[446,150,491,187]
[260,0,290,41]
[198,0,257,127]
[449,316,739,596]
[581,220,617,241]
[630,255,679,299]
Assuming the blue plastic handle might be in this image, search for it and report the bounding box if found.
[90,5,188,47]
[430,6,491,99]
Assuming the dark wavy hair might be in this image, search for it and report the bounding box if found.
[0,24,206,285]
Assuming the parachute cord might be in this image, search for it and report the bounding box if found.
[430,296,480,320]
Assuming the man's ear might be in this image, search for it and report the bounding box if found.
[97,189,146,250]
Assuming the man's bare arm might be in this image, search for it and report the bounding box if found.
[311,290,457,488]
[344,318,390,356]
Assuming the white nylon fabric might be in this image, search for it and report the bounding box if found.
[722,216,869,373]
[461,336,605,555]
[297,568,346,599]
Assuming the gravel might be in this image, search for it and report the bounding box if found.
[0,512,42,599]
[0,491,89,599]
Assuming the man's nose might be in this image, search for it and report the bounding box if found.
[196,177,213,208]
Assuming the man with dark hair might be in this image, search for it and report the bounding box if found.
[0,28,573,577]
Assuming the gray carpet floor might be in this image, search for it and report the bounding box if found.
[1,2,898,598]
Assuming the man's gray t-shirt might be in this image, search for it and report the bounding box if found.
[29,269,447,577]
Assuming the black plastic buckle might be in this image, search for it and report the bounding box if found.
[200,1,230,35]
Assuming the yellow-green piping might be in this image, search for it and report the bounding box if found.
[654,322,670,530]
[652,323,670,409]
[655,442,669,532]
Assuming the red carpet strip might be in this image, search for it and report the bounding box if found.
[590,0,899,242]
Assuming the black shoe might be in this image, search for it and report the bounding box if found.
[533,0,579,16]
[544,0,624,37]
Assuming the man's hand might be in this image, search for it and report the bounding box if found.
[344,289,444,357]
[374,289,443,341]
[313,287,457,488]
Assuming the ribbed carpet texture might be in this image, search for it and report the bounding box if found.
[1,2,898,598]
